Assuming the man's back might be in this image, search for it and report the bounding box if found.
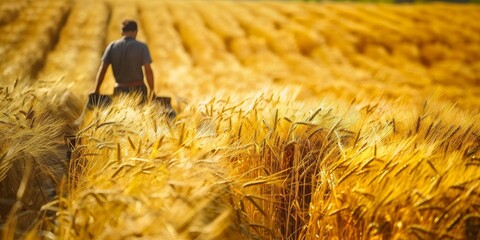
[92,19,154,99]
[102,37,152,84]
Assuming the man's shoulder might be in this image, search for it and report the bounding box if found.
[133,40,148,48]
[109,38,149,51]
[108,39,124,47]
[131,40,150,53]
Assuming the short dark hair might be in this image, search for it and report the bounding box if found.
[122,20,137,32]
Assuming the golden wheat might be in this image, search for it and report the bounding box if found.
[0,77,83,238]
[1,1,480,239]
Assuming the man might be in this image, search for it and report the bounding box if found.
[92,19,154,101]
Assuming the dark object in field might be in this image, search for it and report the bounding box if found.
[85,93,176,119]
[87,93,112,109]
[70,94,176,160]
[153,96,177,119]
[466,215,480,240]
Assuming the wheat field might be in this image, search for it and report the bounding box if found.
[1,0,479,239]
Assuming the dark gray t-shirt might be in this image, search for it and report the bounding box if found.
[102,37,152,84]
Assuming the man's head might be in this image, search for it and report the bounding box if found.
[122,19,138,37]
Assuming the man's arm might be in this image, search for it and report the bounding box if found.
[92,62,109,94]
[144,63,154,97]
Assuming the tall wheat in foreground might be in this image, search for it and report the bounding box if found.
[0,78,82,239]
